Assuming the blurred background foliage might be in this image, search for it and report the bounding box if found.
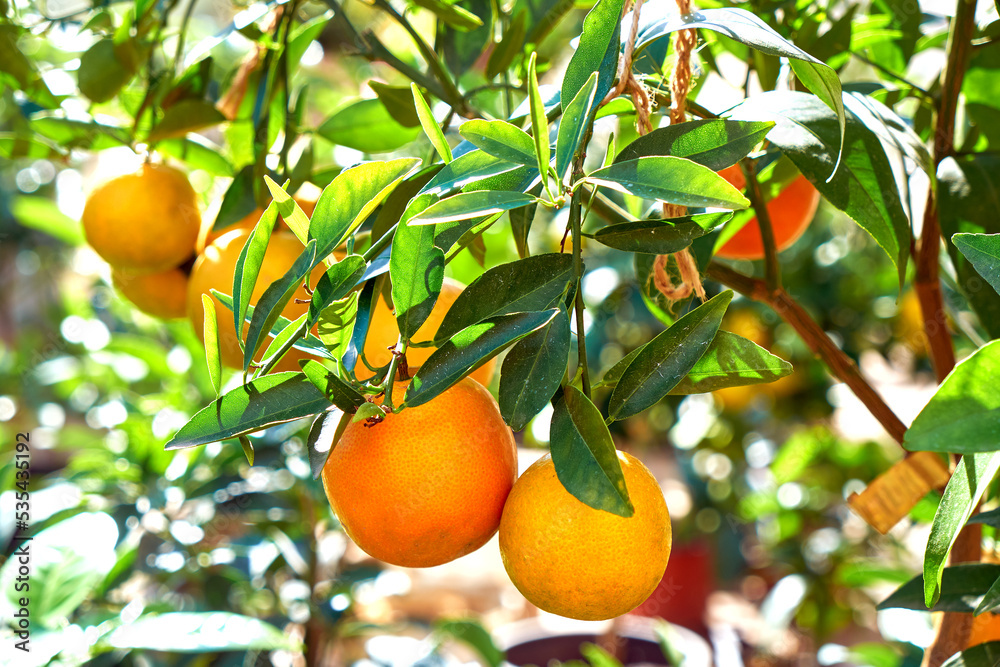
[3,0,1000,664]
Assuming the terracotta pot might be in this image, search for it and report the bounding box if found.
[632,540,714,636]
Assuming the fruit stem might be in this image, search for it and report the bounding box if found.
[381,335,408,411]
[569,189,592,399]
[739,159,781,291]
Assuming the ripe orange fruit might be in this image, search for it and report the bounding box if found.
[361,277,497,387]
[112,267,189,319]
[322,377,517,567]
[714,165,820,260]
[82,163,201,273]
[498,451,672,620]
[197,199,317,254]
[968,612,1000,646]
[187,228,327,373]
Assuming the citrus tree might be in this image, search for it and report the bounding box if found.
[4,0,1000,663]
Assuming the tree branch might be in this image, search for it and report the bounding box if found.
[739,159,781,291]
[706,262,908,445]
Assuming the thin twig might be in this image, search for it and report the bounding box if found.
[739,160,781,291]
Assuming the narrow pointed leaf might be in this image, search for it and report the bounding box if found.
[555,72,598,182]
[953,233,1000,296]
[614,119,775,170]
[239,435,254,465]
[435,253,575,342]
[405,310,559,407]
[345,278,379,371]
[421,149,519,195]
[201,294,222,395]
[586,157,750,209]
[411,0,483,30]
[905,340,1000,454]
[316,292,358,362]
[300,360,366,413]
[413,83,453,163]
[727,91,909,286]
[307,408,349,479]
[409,191,536,225]
[669,331,793,394]
[264,176,311,244]
[390,194,445,339]
[485,9,527,78]
[308,254,367,325]
[243,240,318,371]
[256,313,310,376]
[593,212,731,254]
[562,0,626,107]
[879,563,1000,613]
[975,573,1000,615]
[941,642,1000,667]
[551,386,633,517]
[499,306,571,431]
[310,158,420,257]
[213,291,332,360]
[166,372,331,449]
[527,53,551,186]
[460,119,536,165]
[233,203,280,343]
[608,290,732,420]
[923,453,1000,607]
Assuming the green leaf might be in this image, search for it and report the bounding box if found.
[0,24,58,107]
[938,156,1000,338]
[923,454,1000,607]
[592,212,732,254]
[288,13,332,69]
[405,310,559,407]
[309,255,367,326]
[411,0,483,30]
[213,291,333,361]
[969,508,1000,528]
[156,136,234,176]
[0,133,65,160]
[614,119,775,170]
[727,91,910,286]
[528,53,551,187]
[413,83,453,163]
[256,313,310,376]
[106,612,301,652]
[311,158,420,258]
[668,331,793,394]
[422,149,519,195]
[633,8,845,155]
[316,291,359,360]
[844,92,932,176]
[409,190,536,225]
[580,643,624,667]
[953,233,1000,296]
[166,372,331,449]
[263,176,312,243]
[499,306,570,431]
[307,408,349,479]
[555,72,598,182]
[232,203,281,349]
[371,81,421,127]
[201,294,222,395]
[879,563,1000,613]
[243,240,318,372]
[562,0,626,108]
[213,164,258,233]
[460,119,536,165]
[148,99,225,143]
[300,360,366,413]
[551,386,634,517]
[239,434,255,465]
[975,572,1000,616]
[31,115,129,150]
[435,619,505,667]
[435,253,575,341]
[585,157,750,209]
[317,98,421,153]
[608,291,732,420]
[905,340,1000,454]
[391,195,445,339]
[942,642,1000,667]
[485,9,527,78]
[11,196,84,245]
[78,38,137,104]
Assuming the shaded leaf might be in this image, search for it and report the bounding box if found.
[435,619,505,667]
[551,386,633,517]
[390,195,445,339]
[166,373,331,449]
[555,72,598,182]
[309,255,366,326]
[412,0,483,30]
[201,294,222,395]
[614,119,774,170]
[300,360,366,413]
[148,99,225,143]
[878,563,1000,613]
[586,157,749,209]
[592,212,731,254]
[953,233,1000,297]
[942,642,1000,667]
[608,291,732,420]
[405,310,559,407]
[307,409,349,479]
[499,306,570,431]
[669,331,793,394]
